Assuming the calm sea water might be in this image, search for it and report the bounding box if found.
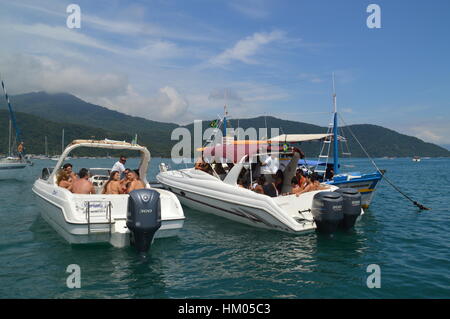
[0,157,449,298]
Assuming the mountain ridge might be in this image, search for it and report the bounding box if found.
[1,92,448,158]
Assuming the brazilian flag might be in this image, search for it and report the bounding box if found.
[209,119,219,128]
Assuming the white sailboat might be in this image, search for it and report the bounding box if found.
[0,76,31,180]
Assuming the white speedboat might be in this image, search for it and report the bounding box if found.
[157,141,364,235]
[32,139,185,253]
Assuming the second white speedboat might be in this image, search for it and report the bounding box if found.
[157,141,364,235]
[32,139,185,253]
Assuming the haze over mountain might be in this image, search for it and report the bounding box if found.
[2,92,449,158]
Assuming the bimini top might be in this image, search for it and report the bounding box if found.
[69,139,143,149]
[47,139,151,184]
[268,134,333,143]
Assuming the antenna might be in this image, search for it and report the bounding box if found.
[332,72,337,113]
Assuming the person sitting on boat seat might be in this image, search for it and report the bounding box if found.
[103,171,123,195]
[213,163,227,180]
[120,168,132,193]
[56,169,72,191]
[262,177,278,198]
[71,168,95,194]
[290,177,302,195]
[237,178,246,188]
[126,170,146,193]
[296,169,307,188]
[295,173,328,196]
[194,155,205,170]
[252,176,265,194]
[274,169,284,195]
[63,163,77,181]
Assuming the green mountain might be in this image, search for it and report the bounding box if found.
[2,92,449,158]
[9,92,178,156]
[0,110,135,157]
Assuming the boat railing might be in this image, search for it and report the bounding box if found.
[85,201,112,235]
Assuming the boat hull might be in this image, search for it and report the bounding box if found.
[327,173,382,208]
[0,162,28,180]
[156,169,341,235]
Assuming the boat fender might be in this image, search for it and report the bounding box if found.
[126,189,162,254]
[311,191,343,233]
[335,188,362,230]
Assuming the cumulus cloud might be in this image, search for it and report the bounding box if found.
[0,54,128,97]
[209,30,284,65]
[0,53,190,122]
[96,85,189,122]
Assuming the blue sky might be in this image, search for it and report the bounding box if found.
[0,0,449,145]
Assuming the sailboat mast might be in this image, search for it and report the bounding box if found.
[1,76,22,144]
[8,119,12,157]
[61,129,64,154]
[45,136,48,157]
[332,74,340,174]
[223,104,227,137]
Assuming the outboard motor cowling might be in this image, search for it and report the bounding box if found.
[126,189,162,254]
[311,191,344,234]
[335,188,362,230]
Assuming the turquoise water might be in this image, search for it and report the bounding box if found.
[0,157,449,298]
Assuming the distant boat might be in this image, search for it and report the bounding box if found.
[412,156,421,162]
[0,76,32,180]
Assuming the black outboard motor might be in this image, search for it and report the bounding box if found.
[335,188,362,230]
[126,189,162,254]
[311,191,344,234]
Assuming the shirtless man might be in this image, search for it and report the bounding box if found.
[103,171,123,194]
[126,170,146,193]
[71,168,95,194]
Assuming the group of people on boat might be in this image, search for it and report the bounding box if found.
[241,167,329,197]
[194,151,329,198]
[55,156,145,194]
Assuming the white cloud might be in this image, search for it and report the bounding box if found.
[136,40,183,60]
[409,126,447,144]
[98,86,189,122]
[11,23,119,53]
[209,30,285,65]
[0,54,127,97]
[228,0,270,19]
